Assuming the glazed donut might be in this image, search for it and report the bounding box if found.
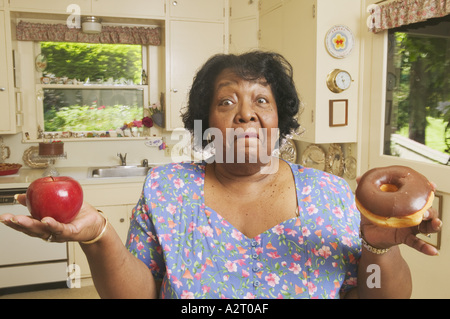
[355,165,434,228]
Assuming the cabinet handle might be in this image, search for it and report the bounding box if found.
[172,89,178,93]
[120,218,125,223]
[0,88,5,91]
[172,1,178,5]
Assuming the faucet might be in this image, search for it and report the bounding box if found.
[117,153,127,166]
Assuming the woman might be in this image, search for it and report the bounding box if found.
[0,51,442,299]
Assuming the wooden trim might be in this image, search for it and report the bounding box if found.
[329,99,348,127]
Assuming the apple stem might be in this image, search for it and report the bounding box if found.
[50,176,55,181]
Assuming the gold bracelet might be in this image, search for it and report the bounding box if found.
[81,210,108,245]
[359,229,390,255]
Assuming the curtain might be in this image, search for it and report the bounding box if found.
[369,0,450,33]
[16,21,161,46]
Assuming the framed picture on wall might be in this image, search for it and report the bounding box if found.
[329,99,348,127]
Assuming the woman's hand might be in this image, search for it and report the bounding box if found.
[0,194,105,243]
[360,206,442,256]
[358,179,442,256]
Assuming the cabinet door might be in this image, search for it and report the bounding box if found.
[70,205,131,278]
[9,0,91,14]
[91,0,165,18]
[167,20,225,130]
[229,18,258,54]
[260,0,283,14]
[258,4,283,52]
[168,0,224,21]
[0,12,13,133]
[230,0,258,20]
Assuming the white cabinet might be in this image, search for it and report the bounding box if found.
[68,183,142,279]
[91,0,165,18]
[259,0,361,144]
[166,20,225,130]
[168,0,225,21]
[70,205,135,278]
[165,0,226,130]
[8,0,165,17]
[229,18,259,53]
[259,3,282,52]
[9,0,92,14]
[260,0,282,15]
[0,11,20,134]
[229,0,259,54]
[230,0,258,20]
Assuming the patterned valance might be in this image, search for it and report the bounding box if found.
[369,0,450,33]
[16,21,161,45]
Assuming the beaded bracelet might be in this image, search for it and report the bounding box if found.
[81,210,108,245]
[359,229,390,255]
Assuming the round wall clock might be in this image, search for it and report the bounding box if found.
[326,69,352,93]
[325,25,355,59]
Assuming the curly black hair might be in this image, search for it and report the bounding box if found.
[181,51,301,148]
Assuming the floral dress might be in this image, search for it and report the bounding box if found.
[126,161,361,299]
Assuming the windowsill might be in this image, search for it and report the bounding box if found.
[36,84,148,89]
[22,136,163,143]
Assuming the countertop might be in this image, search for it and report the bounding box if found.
[0,167,147,189]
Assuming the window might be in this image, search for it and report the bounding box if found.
[43,88,143,132]
[39,42,146,133]
[384,17,450,166]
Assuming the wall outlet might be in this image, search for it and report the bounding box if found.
[164,144,172,157]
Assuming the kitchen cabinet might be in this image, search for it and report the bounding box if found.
[230,0,258,20]
[168,0,225,21]
[258,2,282,53]
[166,20,225,130]
[8,0,165,18]
[0,10,20,134]
[229,18,258,53]
[259,0,361,143]
[0,188,67,290]
[8,0,92,14]
[91,0,165,18]
[68,183,142,279]
[229,0,259,54]
[260,0,282,15]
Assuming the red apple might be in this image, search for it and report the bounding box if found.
[26,176,83,224]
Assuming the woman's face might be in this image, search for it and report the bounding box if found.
[208,68,279,165]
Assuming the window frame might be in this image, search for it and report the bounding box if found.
[32,41,151,141]
[360,12,450,194]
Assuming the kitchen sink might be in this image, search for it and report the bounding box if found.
[88,165,152,178]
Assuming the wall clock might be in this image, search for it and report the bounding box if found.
[325,25,354,59]
[326,69,352,93]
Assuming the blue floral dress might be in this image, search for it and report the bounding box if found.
[126,161,361,299]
